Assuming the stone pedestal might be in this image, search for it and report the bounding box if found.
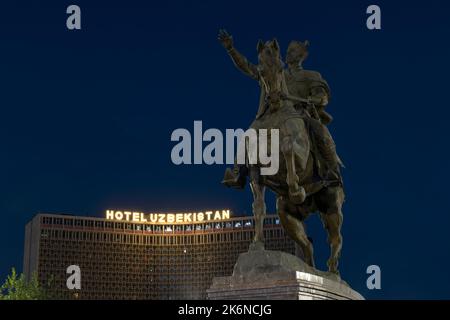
[207,244,364,300]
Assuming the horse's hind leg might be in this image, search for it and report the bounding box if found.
[319,188,344,274]
[277,196,315,268]
[316,186,345,274]
[250,174,266,244]
[321,211,343,274]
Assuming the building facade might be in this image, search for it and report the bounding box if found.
[23,211,295,299]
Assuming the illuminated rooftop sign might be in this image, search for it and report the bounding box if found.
[106,209,231,224]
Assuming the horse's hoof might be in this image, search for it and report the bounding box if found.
[249,240,265,251]
[328,270,340,279]
[289,187,306,204]
[327,260,340,277]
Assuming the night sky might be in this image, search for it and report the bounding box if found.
[1,1,449,299]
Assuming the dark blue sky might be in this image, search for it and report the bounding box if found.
[1,0,449,299]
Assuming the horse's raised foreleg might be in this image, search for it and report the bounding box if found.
[250,171,266,244]
[277,196,315,267]
[281,119,310,204]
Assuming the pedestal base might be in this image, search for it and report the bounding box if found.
[207,245,364,300]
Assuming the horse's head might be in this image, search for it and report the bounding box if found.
[257,39,284,109]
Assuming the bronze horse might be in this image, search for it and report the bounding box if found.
[224,39,345,274]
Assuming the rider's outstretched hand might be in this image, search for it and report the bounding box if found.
[218,29,233,50]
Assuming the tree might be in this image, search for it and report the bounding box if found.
[0,268,51,300]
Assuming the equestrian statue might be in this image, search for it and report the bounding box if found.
[218,29,345,275]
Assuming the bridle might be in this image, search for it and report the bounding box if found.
[257,59,284,102]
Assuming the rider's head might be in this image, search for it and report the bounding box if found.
[286,40,309,67]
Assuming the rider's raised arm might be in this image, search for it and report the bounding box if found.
[226,46,259,81]
[218,29,259,80]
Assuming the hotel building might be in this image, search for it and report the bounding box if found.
[23,210,295,299]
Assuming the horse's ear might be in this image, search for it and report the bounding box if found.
[271,39,280,52]
[304,40,310,48]
[257,39,264,53]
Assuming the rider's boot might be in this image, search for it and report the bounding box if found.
[310,119,344,185]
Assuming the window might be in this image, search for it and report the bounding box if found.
[42,217,52,224]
